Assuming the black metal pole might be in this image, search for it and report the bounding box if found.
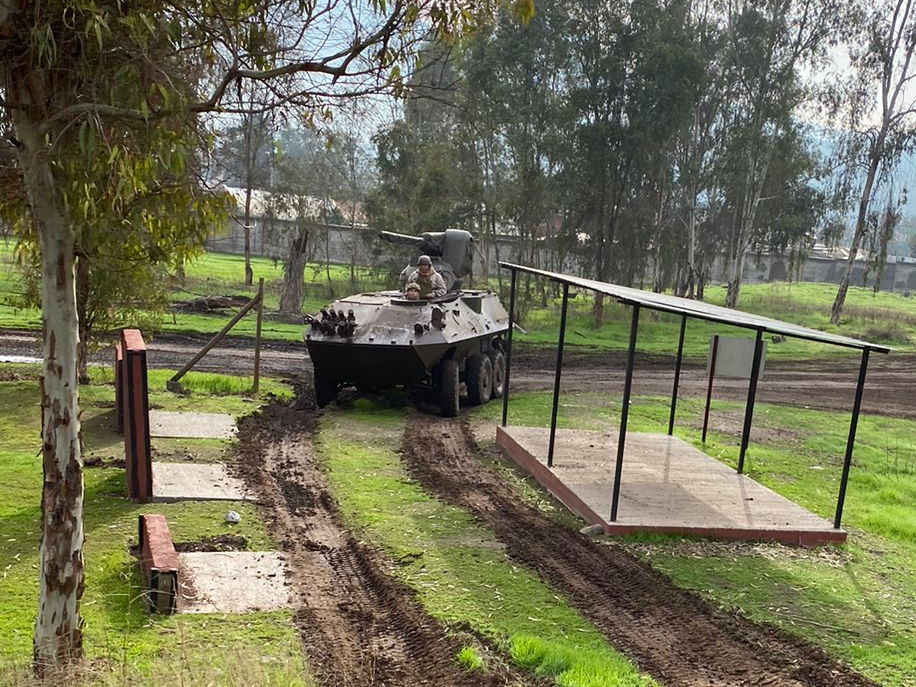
[834,348,870,529]
[547,284,570,467]
[668,314,687,436]
[501,268,518,427]
[737,329,764,474]
[702,334,719,443]
[611,304,640,522]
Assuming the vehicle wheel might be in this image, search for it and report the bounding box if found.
[314,370,337,407]
[438,359,460,417]
[488,349,505,399]
[466,354,493,406]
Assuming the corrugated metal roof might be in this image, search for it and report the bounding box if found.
[499,262,890,353]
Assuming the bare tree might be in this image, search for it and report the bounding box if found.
[718,0,842,308]
[241,106,273,285]
[830,0,916,323]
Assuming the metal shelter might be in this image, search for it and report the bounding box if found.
[498,262,891,531]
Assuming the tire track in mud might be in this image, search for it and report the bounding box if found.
[235,401,523,687]
[402,413,878,687]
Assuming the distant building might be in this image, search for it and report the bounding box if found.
[206,186,372,260]
[206,189,916,292]
[706,242,916,293]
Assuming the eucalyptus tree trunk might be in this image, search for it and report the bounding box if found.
[684,107,700,299]
[348,209,359,293]
[830,141,883,325]
[685,193,698,298]
[243,184,254,287]
[279,229,309,313]
[12,111,85,674]
[241,109,258,287]
[725,143,773,309]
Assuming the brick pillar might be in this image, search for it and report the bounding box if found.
[121,329,152,502]
[137,514,179,614]
[114,342,123,434]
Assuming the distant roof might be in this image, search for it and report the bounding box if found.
[223,186,336,223]
[499,262,890,353]
[808,241,862,261]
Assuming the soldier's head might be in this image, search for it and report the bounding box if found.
[417,255,432,276]
[405,282,421,301]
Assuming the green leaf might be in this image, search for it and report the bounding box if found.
[140,13,156,36]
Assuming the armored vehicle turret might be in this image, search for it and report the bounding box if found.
[304,229,508,416]
[379,227,475,291]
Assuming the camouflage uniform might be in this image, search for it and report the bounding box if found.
[407,268,447,298]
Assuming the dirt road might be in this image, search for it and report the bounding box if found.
[235,400,527,687]
[401,413,877,687]
[510,347,916,420]
[4,328,912,419]
[0,329,307,378]
[226,381,882,685]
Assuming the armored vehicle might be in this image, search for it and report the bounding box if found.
[304,229,508,416]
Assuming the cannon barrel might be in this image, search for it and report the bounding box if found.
[378,231,425,246]
[378,230,443,256]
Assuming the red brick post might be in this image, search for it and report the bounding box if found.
[114,342,124,434]
[137,514,179,614]
[120,329,152,502]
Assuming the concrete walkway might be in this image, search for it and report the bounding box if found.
[152,463,253,502]
[178,551,291,613]
[150,410,237,439]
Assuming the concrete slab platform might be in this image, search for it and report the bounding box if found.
[178,551,291,613]
[149,410,237,439]
[151,462,253,502]
[497,425,845,545]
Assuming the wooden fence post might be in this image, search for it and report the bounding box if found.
[253,278,264,393]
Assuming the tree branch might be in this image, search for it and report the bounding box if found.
[191,2,407,113]
[38,103,148,134]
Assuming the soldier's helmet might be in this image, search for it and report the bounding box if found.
[405,282,421,293]
[417,255,432,267]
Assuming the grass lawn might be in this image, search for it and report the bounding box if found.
[475,392,916,687]
[0,363,313,687]
[5,238,916,356]
[318,403,657,687]
[0,238,387,342]
[519,284,915,360]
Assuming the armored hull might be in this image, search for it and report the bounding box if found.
[305,289,509,415]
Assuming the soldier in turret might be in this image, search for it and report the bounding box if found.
[403,255,446,298]
[404,282,421,300]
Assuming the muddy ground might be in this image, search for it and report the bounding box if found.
[401,413,877,687]
[233,390,877,686]
[3,328,912,420]
[235,399,531,687]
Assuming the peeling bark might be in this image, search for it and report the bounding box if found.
[242,109,257,287]
[725,142,774,309]
[243,184,254,287]
[279,228,309,313]
[12,110,85,674]
[831,143,883,325]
